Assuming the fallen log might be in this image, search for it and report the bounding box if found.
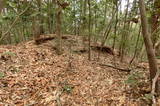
[100,64,131,72]
[91,45,114,55]
[35,36,55,44]
[73,49,87,54]
[35,34,69,44]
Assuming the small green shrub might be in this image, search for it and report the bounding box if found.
[2,51,16,57]
[0,72,5,78]
[125,71,143,87]
[62,85,73,93]
[8,66,20,73]
[156,55,160,59]
[140,93,153,104]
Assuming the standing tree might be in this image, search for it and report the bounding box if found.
[88,0,91,60]
[0,0,4,13]
[151,0,160,47]
[37,0,44,35]
[139,0,160,96]
[55,0,69,55]
[119,0,129,62]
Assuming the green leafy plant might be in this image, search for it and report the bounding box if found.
[8,66,20,73]
[62,85,73,93]
[156,55,160,59]
[125,72,143,87]
[7,1,17,8]
[2,51,16,57]
[140,93,153,104]
[0,72,5,78]
[144,94,152,100]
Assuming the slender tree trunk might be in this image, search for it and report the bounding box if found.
[47,0,52,33]
[119,0,129,62]
[56,8,62,55]
[129,25,141,64]
[73,1,77,35]
[37,0,44,35]
[77,0,83,36]
[52,1,56,33]
[94,9,97,35]
[82,0,87,40]
[112,0,119,50]
[101,6,116,47]
[104,0,107,24]
[151,0,160,47]
[0,1,3,39]
[94,8,98,43]
[33,17,40,40]
[88,0,91,60]
[139,0,160,94]
[0,0,3,13]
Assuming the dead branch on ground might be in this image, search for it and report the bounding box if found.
[35,35,69,44]
[91,45,114,55]
[100,64,131,72]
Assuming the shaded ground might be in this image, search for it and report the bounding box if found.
[0,35,158,105]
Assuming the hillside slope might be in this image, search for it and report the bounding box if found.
[0,35,152,105]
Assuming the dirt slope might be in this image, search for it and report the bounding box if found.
[0,37,151,106]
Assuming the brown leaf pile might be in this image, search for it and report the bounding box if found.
[0,37,150,106]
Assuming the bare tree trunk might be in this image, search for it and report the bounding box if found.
[54,0,69,54]
[139,0,160,94]
[82,0,87,48]
[88,0,91,60]
[33,17,40,40]
[119,0,129,62]
[73,1,77,35]
[104,0,107,24]
[56,8,62,55]
[129,25,141,64]
[151,0,160,47]
[37,0,44,35]
[47,0,52,33]
[112,0,119,50]
[0,1,3,40]
[0,0,3,13]
[101,7,116,47]
[77,0,83,36]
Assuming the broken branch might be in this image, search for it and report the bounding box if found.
[100,64,131,72]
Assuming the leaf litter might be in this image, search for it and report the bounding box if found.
[0,35,157,106]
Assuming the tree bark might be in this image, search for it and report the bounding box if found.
[139,0,160,94]
[0,1,3,13]
[56,8,62,55]
[151,0,160,47]
[119,0,129,62]
[88,0,91,60]
[112,0,119,50]
[37,0,44,35]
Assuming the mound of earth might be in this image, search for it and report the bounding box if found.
[0,35,153,105]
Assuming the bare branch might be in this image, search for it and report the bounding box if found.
[0,6,30,43]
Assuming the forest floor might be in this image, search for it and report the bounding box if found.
[0,34,159,106]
